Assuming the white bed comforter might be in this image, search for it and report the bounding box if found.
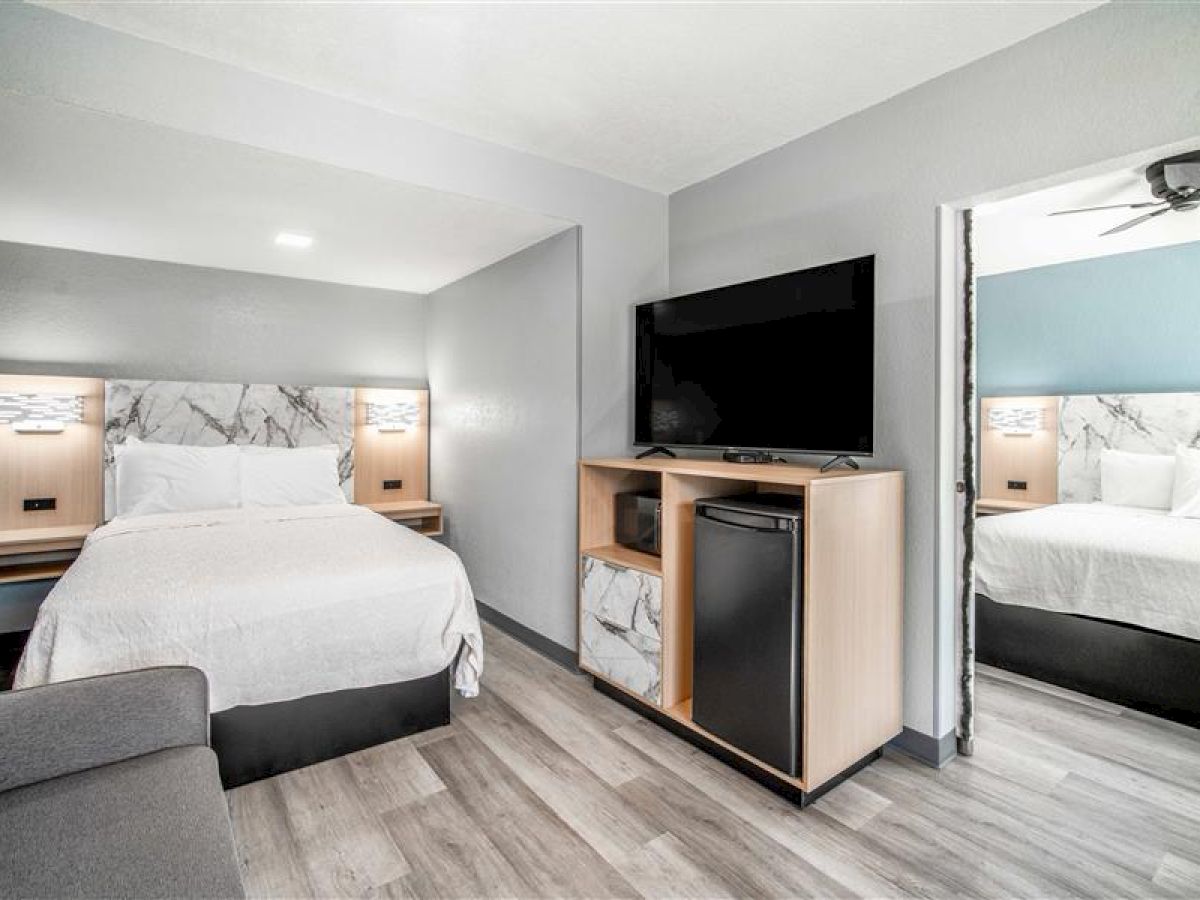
[975,502,1200,640]
[15,504,482,710]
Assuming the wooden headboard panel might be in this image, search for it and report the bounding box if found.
[979,395,1058,505]
[353,388,429,504]
[0,374,104,531]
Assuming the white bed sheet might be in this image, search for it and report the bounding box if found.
[15,504,482,711]
[975,502,1200,641]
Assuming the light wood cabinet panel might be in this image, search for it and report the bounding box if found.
[803,473,904,789]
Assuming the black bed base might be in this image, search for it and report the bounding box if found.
[976,594,1200,728]
[211,666,451,788]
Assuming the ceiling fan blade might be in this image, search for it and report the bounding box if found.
[1101,206,1173,236]
[1049,201,1164,216]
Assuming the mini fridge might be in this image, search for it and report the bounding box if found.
[692,492,804,776]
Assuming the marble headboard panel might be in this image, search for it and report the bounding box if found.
[1058,392,1200,503]
[104,380,354,518]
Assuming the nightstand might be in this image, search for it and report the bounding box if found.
[0,524,95,584]
[362,500,443,537]
[976,499,1047,517]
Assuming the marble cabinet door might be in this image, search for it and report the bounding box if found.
[579,555,662,704]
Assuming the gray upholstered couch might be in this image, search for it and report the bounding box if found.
[0,666,245,899]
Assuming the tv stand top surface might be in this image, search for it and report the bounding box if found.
[582,456,899,487]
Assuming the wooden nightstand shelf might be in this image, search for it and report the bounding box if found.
[0,524,95,584]
[975,498,1047,516]
[363,500,444,537]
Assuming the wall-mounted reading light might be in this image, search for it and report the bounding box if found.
[988,405,1045,436]
[366,401,420,433]
[0,393,83,434]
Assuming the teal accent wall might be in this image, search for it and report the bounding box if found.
[978,240,1200,397]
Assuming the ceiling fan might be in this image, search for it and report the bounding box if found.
[1049,150,1200,235]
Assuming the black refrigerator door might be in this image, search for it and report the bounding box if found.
[692,505,802,775]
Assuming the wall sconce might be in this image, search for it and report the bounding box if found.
[366,401,420,433]
[0,392,83,434]
[988,405,1045,436]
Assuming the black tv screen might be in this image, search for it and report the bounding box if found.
[634,255,874,456]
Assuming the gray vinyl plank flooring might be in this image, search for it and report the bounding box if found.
[228,627,1200,899]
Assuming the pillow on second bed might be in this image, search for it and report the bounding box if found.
[1100,449,1175,510]
[115,440,241,518]
[239,444,346,508]
[1169,446,1200,519]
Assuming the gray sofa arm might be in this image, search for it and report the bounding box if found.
[0,666,209,792]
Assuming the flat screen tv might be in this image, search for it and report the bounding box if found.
[634,255,874,457]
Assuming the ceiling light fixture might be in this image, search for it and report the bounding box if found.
[274,232,314,250]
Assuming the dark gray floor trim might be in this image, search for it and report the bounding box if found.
[889,726,957,768]
[476,601,577,672]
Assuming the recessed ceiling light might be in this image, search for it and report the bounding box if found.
[275,232,314,249]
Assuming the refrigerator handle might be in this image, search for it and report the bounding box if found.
[697,506,795,533]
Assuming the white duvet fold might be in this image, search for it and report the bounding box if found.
[15,504,483,711]
[975,502,1200,641]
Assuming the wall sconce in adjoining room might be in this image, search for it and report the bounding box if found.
[366,400,420,433]
[0,392,84,434]
[988,405,1046,436]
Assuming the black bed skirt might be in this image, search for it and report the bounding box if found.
[211,666,452,788]
[976,594,1200,728]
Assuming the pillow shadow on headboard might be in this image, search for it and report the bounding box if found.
[1058,392,1200,503]
[104,380,354,519]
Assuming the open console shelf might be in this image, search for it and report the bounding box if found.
[580,543,662,576]
[578,457,904,801]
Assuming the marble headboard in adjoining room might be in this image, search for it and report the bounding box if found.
[104,380,355,519]
[1058,392,1200,503]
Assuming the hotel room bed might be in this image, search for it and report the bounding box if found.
[975,503,1200,725]
[15,503,483,784]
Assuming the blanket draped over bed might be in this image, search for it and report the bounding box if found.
[15,504,482,711]
[975,503,1200,642]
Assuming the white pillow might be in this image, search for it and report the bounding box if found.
[115,441,241,518]
[114,435,141,458]
[1169,446,1200,518]
[239,444,346,508]
[1099,449,1176,510]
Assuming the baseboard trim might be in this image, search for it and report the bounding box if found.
[476,601,577,672]
[889,726,957,768]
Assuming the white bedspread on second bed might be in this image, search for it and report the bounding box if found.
[14,504,482,711]
[975,502,1200,641]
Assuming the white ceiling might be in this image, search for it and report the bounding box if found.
[975,160,1200,276]
[33,0,1102,193]
[0,91,573,294]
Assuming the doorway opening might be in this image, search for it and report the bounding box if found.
[937,138,1200,753]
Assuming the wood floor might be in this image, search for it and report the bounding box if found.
[228,623,1200,898]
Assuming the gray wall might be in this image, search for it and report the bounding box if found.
[0,3,668,460]
[670,2,1200,741]
[428,229,580,651]
[0,241,427,386]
